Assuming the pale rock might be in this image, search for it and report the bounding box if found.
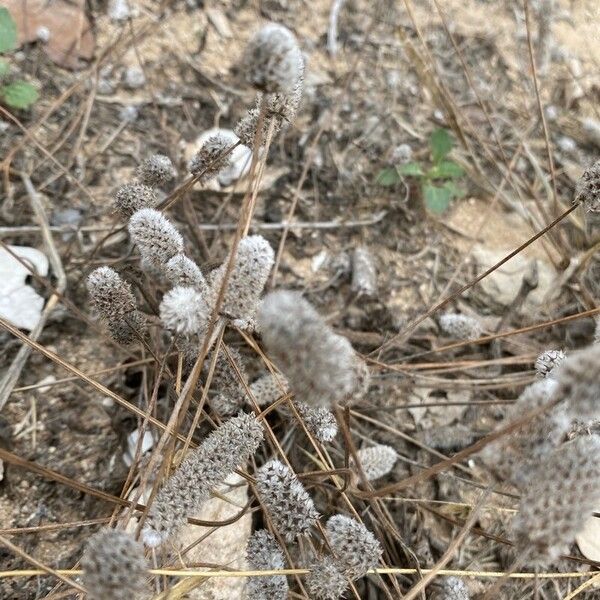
[472,245,555,311]
[174,473,251,599]
[576,513,600,562]
[123,428,154,467]
[0,245,49,331]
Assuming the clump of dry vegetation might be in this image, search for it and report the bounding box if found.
[1,1,600,599]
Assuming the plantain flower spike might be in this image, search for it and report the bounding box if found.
[142,413,263,547]
[81,529,149,600]
[128,208,184,268]
[257,291,368,408]
[245,529,289,599]
[255,459,319,541]
[512,435,600,565]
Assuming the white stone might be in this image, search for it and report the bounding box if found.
[0,245,49,331]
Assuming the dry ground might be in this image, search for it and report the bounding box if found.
[1,0,599,598]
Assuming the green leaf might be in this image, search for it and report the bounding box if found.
[0,58,9,77]
[430,128,453,163]
[376,167,401,186]
[423,183,453,214]
[443,179,465,199]
[397,162,424,177]
[1,81,38,109]
[428,160,464,179]
[0,8,17,54]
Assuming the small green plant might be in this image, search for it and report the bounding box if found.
[0,8,38,110]
[376,128,465,214]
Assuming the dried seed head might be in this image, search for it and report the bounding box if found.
[246,529,285,569]
[305,556,348,600]
[234,107,276,148]
[554,344,600,421]
[512,435,600,565]
[87,266,137,321]
[295,401,338,442]
[576,159,600,212]
[165,254,208,293]
[421,423,477,453]
[439,313,482,339]
[188,135,233,183]
[209,235,274,323]
[266,70,304,122]
[482,378,567,485]
[107,311,147,346]
[245,529,288,600]
[257,291,368,408]
[114,183,159,218]
[255,459,319,541]
[159,286,209,337]
[535,349,566,378]
[128,208,184,267]
[249,373,289,407]
[351,444,398,481]
[81,529,149,600]
[391,143,412,165]
[351,247,377,296]
[234,79,303,149]
[326,515,382,579]
[143,412,263,547]
[431,576,470,600]
[204,347,249,417]
[243,23,303,94]
[135,154,175,187]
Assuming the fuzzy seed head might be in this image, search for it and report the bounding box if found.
[257,291,368,408]
[431,576,470,600]
[295,401,338,442]
[135,154,175,187]
[235,108,268,148]
[255,459,319,541]
[159,286,209,337]
[87,266,137,321]
[391,143,412,165]
[128,208,184,267]
[250,373,289,407]
[209,235,274,323]
[243,23,303,94]
[326,515,382,579]
[81,529,148,600]
[554,344,600,421]
[188,135,232,183]
[114,183,158,218]
[245,529,288,599]
[351,247,377,296]
[266,70,304,121]
[305,556,348,600]
[576,159,600,212]
[535,349,566,378]
[143,412,263,547]
[107,310,147,346]
[482,378,566,485]
[234,77,303,149]
[512,435,600,565]
[165,254,208,293]
[234,106,281,149]
[352,444,398,481]
[204,347,249,417]
[595,318,600,344]
[439,313,482,339]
